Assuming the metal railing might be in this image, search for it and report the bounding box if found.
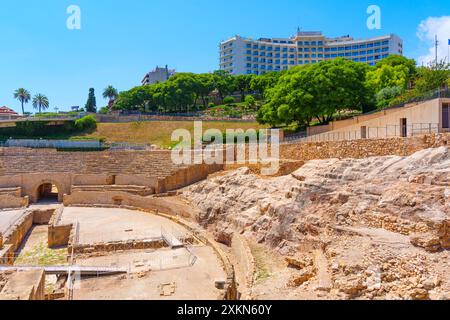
[295,123,440,143]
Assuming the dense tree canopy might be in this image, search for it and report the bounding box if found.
[258,59,370,127]
[111,55,449,129]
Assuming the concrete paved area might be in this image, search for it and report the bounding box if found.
[60,207,188,245]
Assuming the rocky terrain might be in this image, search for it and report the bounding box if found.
[184,146,450,300]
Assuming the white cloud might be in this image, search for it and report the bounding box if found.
[417,16,450,65]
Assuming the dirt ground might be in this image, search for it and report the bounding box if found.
[72,246,226,300]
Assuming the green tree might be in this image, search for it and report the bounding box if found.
[32,94,49,114]
[375,86,404,109]
[13,88,31,115]
[234,74,254,101]
[244,95,256,110]
[102,85,118,109]
[414,60,450,93]
[259,59,370,127]
[250,72,282,98]
[212,70,235,103]
[85,88,97,113]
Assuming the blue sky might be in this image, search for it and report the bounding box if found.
[0,0,449,113]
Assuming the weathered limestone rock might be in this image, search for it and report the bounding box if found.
[185,146,450,300]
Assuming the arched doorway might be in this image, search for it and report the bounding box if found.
[37,183,59,202]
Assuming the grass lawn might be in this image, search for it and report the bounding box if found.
[80,121,267,148]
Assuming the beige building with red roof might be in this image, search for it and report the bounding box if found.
[0,106,21,120]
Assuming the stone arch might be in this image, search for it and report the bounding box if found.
[31,179,65,203]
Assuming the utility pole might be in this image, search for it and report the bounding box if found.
[435,35,439,67]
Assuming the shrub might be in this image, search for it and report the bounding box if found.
[75,115,97,132]
[99,106,110,114]
[208,102,216,108]
[223,96,235,105]
[244,95,256,107]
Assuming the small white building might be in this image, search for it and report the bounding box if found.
[141,65,176,85]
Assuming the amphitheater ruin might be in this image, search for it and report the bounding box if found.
[0,129,449,300]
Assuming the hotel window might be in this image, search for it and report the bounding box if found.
[298,54,303,58]
[246,57,251,61]
[311,41,317,46]
[443,104,450,129]
[318,54,323,58]
[267,47,273,51]
[297,41,303,46]
[311,48,317,52]
[289,48,295,52]
[304,41,310,46]
[246,50,251,55]
[282,47,288,52]
[318,47,323,52]
[275,47,280,52]
[318,41,324,45]
[260,46,266,50]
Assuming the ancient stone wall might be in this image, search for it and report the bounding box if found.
[280,133,450,162]
[0,194,29,209]
[0,148,224,201]
[63,191,195,218]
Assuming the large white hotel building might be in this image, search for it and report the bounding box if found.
[219,30,403,75]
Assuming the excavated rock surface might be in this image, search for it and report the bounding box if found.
[184,147,450,300]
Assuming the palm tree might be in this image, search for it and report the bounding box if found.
[32,94,50,114]
[103,85,118,109]
[13,88,31,115]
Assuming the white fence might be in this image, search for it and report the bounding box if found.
[5,139,101,149]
